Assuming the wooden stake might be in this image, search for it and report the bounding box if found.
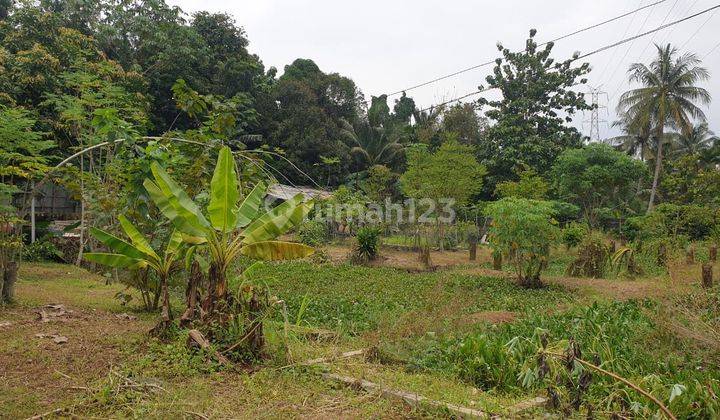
[710,245,717,263]
[702,264,713,289]
[469,241,477,261]
[493,252,502,270]
[686,246,695,265]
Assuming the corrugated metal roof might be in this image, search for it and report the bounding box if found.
[266,184,332,201]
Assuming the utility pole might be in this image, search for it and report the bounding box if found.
[584,86,608,142]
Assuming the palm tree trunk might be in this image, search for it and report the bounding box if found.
[647,111,665,212]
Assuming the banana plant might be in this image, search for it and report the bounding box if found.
[142,145,314,315]
[84,215,185,330]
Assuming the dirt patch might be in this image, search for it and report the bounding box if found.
[0,302,150,417]
[324,243,493,272]
[463,311,518,325]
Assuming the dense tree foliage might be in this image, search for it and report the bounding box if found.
[551,144,648,226]
[477,29,592,197]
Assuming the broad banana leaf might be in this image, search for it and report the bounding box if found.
[242,194,311,244]
[118,215,159,260]
[89,227,148,260]
[242,203,310,244]
[236,182,267,228]
[84,252,148,269]
[165,230,184,257]
[144,179,207,238]
[208,146,239,232]
[150,162,211,230]
[243,193,304,235]
[241,241,314,261]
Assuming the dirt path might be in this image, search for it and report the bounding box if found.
[0,265,152,418]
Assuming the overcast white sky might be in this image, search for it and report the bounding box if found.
[169,0,719,139]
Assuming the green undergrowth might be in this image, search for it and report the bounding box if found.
[252,261,572,335]
[409,300,720,418]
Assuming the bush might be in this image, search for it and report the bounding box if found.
[411,301,720,418]
[567,232,609,278]
[296,220,328,246]
[561,222,588,249]
[351,226,380,263]
[22,237,63,262]
[485,198,560,288]
[624,204,718,242]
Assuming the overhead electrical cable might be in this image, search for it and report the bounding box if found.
[637,0,680,58]
[383,0,669,97]
[416,3,720,112]
[594,0,645,85]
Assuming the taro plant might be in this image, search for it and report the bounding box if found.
[84,216,185,332]
[142,146,313,348]
[485,198,560,288]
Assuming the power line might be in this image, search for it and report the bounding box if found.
[594,0,645,85]
[600,0,657,89]
[704,40,720,58]
[638,0,680,58]
[577,4,720,60]
[659,0,700,44]
[416,3,720,113]
[384,0,668,97]
[680,9,717,49]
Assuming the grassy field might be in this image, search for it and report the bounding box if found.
[1,248,719,418]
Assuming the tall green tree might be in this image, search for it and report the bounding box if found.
[477,29,592,196]
[0,105,54,303]
[269,58,363,185]
[442,103,486,146]
[340,119,404,172]
[669,122,718,157]
[617,44,711,211]
[551,144,648,226]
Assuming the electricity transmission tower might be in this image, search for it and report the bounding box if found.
[584,86,608,142]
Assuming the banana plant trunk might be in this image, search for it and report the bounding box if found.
[160,273,172,325]
[180,261,202,327]
[203,262,228,319]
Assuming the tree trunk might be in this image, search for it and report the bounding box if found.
[247,288,266,359]
[710,245,717,263]
[180,261,202,327]
[469,241,477,261]
[493,252,502,270]
[151,273,173,335]
[519,273,543,289]
[2,261,18,303]
[647,121,664,212]
[701,264,713,289]
[160,274,172,322]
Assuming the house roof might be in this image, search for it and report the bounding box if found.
[266,184,332,201]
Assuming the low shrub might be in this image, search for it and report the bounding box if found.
[623,204,719,242]
[566,232,609,278]
[411,301,720,418]
[22,237,63,262]
[351,226,380,263]
[561,222,588,249]
[296,220,329,246]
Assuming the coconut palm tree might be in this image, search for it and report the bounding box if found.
[617,44,710,211]
[608,114,654,162]
[340,119,404,171]
[670,122,719,156]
